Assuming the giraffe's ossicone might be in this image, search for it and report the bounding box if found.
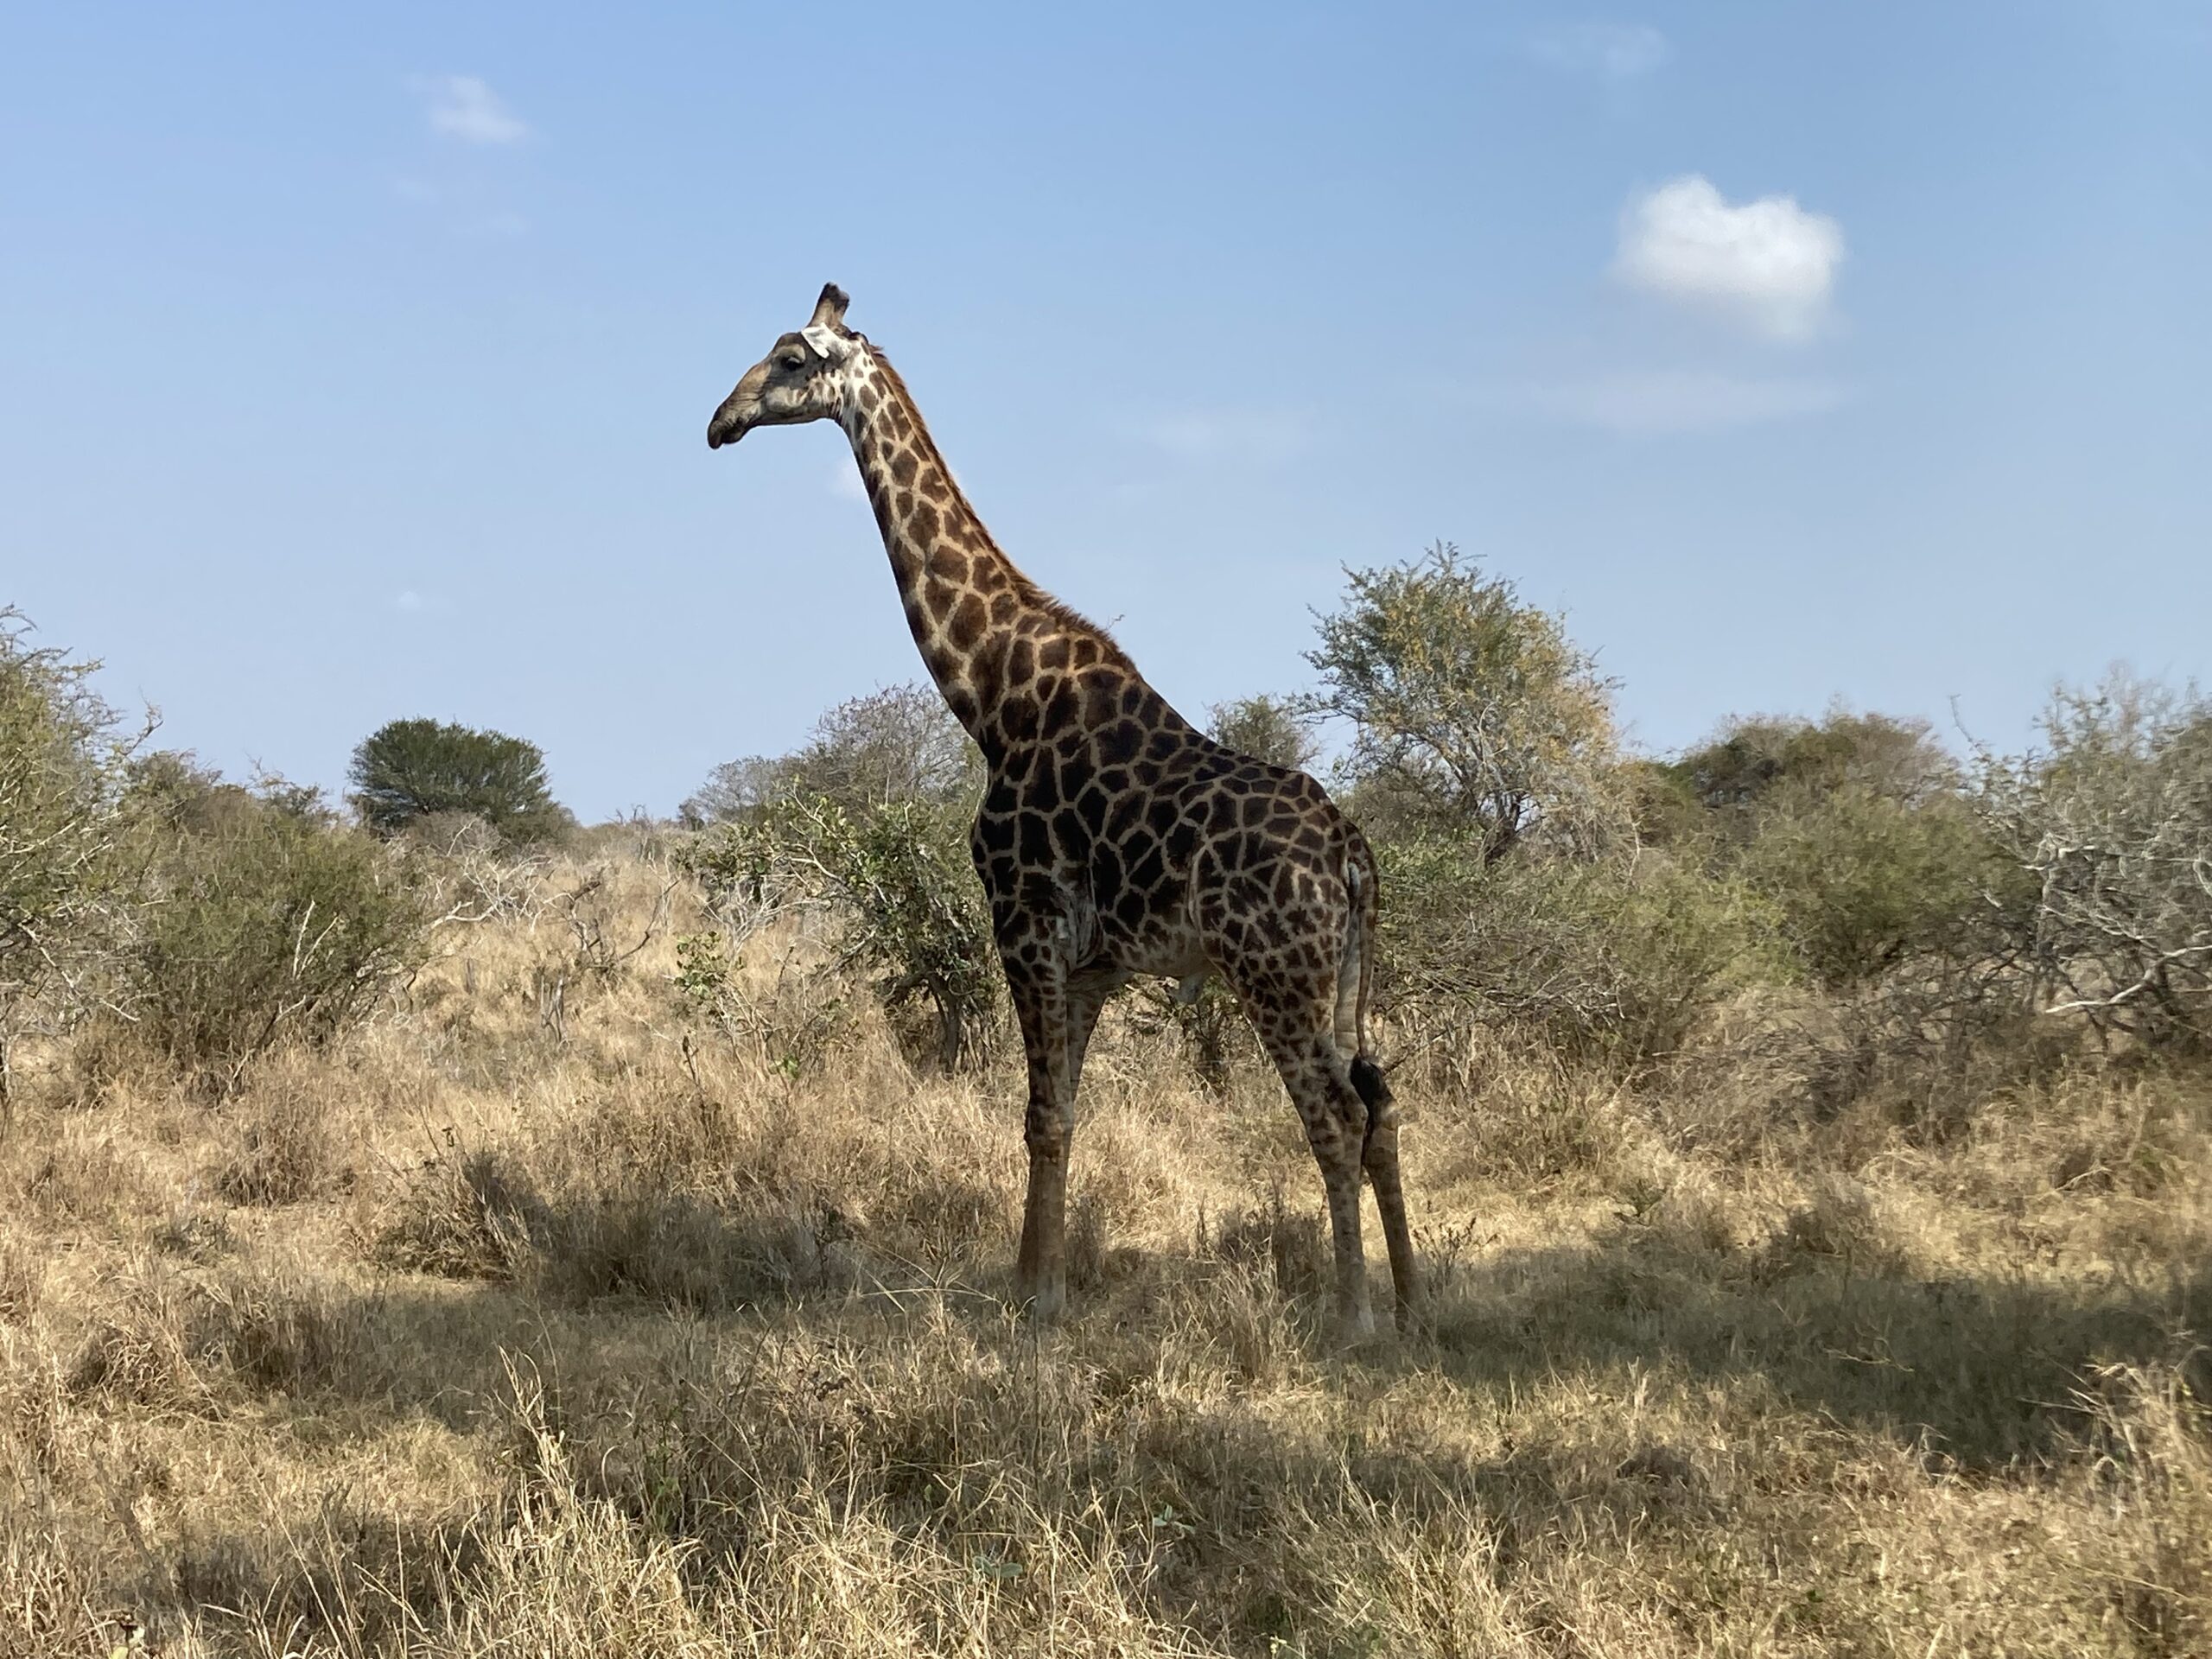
[709,284,1417,1338]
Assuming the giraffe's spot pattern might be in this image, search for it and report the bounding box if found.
[948,594,987,652]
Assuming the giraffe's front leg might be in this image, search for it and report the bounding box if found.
[1004,948,1073,1322]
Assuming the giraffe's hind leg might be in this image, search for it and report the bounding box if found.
[1339,921,1418,1327]
[1246,1016,1377,1343]
[1360,1111,1420,1330]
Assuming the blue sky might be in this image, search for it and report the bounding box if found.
[4,3,2207,819]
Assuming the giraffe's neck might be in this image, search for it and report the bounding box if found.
[838,346,1143,751]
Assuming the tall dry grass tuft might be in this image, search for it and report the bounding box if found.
[370,1143,545,1282]
[211,1050,358,1206]
[0,842,2205,1656]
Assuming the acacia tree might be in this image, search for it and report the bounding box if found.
[0,610,143,1100]
[681,683,977,825]
[795,683,977,809]
[1300,543,1622,860]
[348,718,570,843]
[679,754,799,828]
[1979,673,2212,1049]
[1208,694,1319,772]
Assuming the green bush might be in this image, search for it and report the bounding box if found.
[1640,711,2035,1090]
[133,786,431,1091]
[1732,784,2013,990]
[1376,838,1772,1065]
[684,794,997,1069]
[1667,708,1958,823]
[348,717,571,843]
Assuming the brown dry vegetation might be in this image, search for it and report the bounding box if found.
[3,843,2208,1659]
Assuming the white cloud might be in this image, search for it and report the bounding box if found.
[421,75,530,145]
[394,589,425,613]
[1130,409,1313,467]
[1614,175,1844,340]
[1524,370,1846,435]
[1529,22,1670,80]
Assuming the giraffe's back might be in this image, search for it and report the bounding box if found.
[972,690,1366,989]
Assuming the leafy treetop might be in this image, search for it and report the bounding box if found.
[348,718,569,843]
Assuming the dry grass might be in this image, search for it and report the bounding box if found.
[2,850,2208,1657]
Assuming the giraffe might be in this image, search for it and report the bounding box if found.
[708,284,1416,1338]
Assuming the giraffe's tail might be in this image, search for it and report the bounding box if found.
[1337,835,1396,1137]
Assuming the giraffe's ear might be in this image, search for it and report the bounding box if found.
[800,326,849,363]
[809,283,850,329]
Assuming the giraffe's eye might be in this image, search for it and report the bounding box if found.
[779,353,807,372]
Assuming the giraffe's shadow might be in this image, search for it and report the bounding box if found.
[1386,1230,2212,1475]
[493,1173,2209,1479]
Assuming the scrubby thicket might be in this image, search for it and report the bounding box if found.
[3,565,2209,1659]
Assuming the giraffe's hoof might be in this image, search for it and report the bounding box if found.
[1019,1281,1066,1325]
[1331,1306,1382,1351]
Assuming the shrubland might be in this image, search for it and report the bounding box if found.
[1,575,2206,1658]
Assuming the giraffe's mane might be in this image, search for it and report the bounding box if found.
[863,343,1140,677]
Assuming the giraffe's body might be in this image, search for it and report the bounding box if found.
[709,286,1416,1336]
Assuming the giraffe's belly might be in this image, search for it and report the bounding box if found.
[1108,936,1211,982]
[1090,899,1210,982]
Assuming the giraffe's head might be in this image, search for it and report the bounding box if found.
[707,283,862,449]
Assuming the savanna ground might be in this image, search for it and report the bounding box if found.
[4,841,2207,1659]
